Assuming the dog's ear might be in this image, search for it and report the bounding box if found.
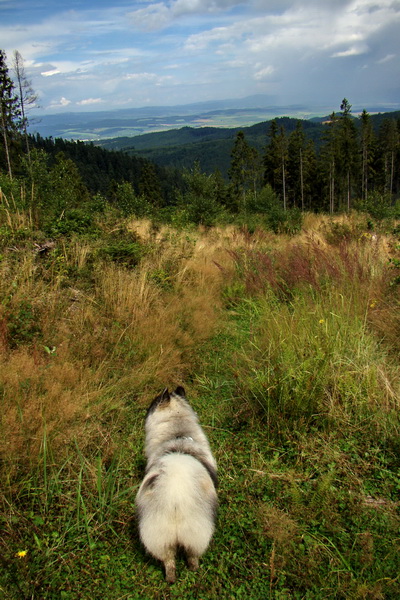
[146,388,170,416]
[174,386,186,398]
[160,387,171,403]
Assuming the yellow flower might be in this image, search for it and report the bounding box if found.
[369,301,376,308]
[319,319,325,324]
[16,550,28,558]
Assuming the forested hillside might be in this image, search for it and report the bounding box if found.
[98,111,400,181]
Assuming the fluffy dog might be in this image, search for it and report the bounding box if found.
[135,386,218,583]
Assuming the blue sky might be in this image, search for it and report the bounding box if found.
[1,0,400,114]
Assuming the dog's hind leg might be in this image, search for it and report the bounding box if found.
[186,553,199,572]
[163,547,176,583]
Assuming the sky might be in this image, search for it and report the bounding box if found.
[1,0,400,115]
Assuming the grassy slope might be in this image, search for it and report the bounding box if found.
[1,212,400,599]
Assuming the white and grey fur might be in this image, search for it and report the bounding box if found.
[135,386,218,583]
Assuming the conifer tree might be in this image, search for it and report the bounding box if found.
[287,121,316,210]
[359,109,375,202]
[263,119,279,191]
[338,98,359,210]
[263,121,288,210]
[277,125,288,211]
[379,118,399,197]
[321,112,340,214]
[0,49,21,178]
[228,130,259,211]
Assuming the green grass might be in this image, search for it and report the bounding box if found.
[1,214,400,599]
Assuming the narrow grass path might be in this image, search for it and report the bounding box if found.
[2,220,400,600]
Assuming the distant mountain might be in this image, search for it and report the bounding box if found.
[29,96,337,141]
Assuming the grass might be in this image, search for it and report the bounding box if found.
[0,210,399,599]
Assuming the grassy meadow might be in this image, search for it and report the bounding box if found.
[0,204,399,599]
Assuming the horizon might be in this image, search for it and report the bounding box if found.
[2,1,400,116]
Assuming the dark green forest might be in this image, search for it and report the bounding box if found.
[1,48,400,230]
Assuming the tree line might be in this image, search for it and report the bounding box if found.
[1,48,399,231]
[229,98,400,217]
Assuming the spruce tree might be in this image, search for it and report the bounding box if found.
[338,98,359,211]
[320,112,340,214]
[359,109,375,202]
[0,49,21,178]
[379,118,399,197]
[277,125,288,211]
[228,131,259,212]
[263,119,279,191]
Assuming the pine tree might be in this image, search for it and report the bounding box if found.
[0,49,21,178]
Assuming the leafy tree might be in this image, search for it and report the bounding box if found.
[181,162,221,226]
[115,181,151,217]
[49,152,90,214]
[0,49,21,178]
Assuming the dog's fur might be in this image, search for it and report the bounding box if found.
[135,386,218,583]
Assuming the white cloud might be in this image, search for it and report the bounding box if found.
[49,97,71,108]
[254,65,275,80]
[3,0,400,112]
[41,68,60,77]
[332,45,369,58]
[128,0,242,31]
[376,53,396,63]
[77,97,103,105]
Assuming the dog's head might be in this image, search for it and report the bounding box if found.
[146,386,188,419]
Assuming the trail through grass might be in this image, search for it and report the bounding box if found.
[1,214,399,599]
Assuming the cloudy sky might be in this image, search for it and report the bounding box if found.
[1,0,400,114]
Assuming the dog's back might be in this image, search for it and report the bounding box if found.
[135,387,218,583]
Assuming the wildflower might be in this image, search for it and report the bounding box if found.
[369,301,376,309]
[319,319,325,324]
[16,550,28,558]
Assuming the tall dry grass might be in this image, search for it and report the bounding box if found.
[0,221,239,472]
[1,214,399,472]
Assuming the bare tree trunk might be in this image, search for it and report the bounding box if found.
[330,159,335,215]
[390,151,394,197]
[282,159,286,211]
[0,106,12,179]
[300,148,304,211]
[347,170,350,212]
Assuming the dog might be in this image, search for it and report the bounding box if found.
[135,386,218,583]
